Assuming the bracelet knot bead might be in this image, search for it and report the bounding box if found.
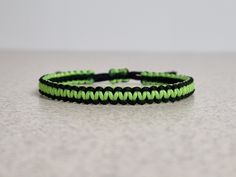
[108,68,129,84]
[38,69,195,105]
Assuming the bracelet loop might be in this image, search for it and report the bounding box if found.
[38,69,195,105]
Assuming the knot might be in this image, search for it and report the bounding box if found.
[108,68,129,84]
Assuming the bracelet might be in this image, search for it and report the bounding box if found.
[38,68,195,105]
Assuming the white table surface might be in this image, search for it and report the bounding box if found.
[0,51,236,177]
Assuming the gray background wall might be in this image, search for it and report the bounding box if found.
[0,0,236,52]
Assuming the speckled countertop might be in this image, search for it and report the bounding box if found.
[0,51,236,177]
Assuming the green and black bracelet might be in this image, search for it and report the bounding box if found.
[39,68,195,105]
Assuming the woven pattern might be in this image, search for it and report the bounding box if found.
[38,69,195,105]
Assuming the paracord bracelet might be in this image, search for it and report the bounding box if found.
[38,68,195,105]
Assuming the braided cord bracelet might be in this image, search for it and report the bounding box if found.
[38,68,195,105]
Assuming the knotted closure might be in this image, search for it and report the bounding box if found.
[108,68,130,84]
